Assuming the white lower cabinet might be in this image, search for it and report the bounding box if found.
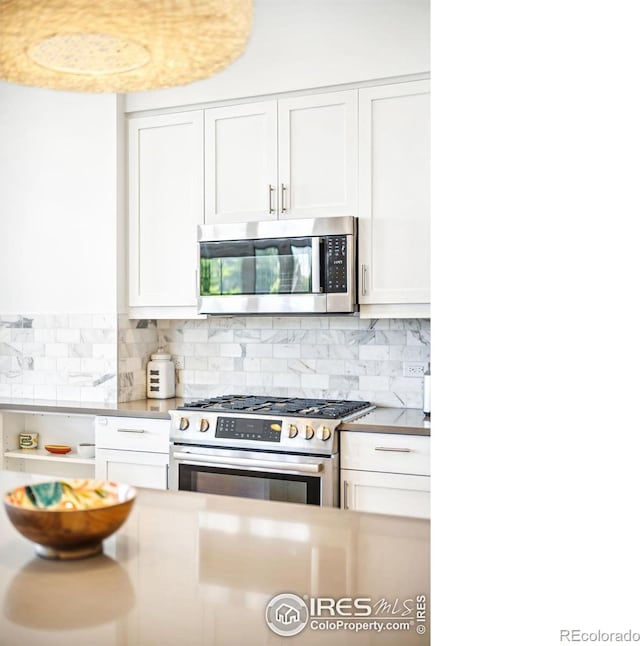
[96,449,168,490]
[94,416,170,490]
[341,470,430,520]
[340,431,430,519]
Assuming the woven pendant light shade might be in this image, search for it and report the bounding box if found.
[0,0,253,93]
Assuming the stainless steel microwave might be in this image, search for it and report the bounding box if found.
[197,216,357,315]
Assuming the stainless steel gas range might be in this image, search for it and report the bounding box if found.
[169,395,374,507]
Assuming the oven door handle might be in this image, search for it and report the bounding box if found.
[172,451,323,474]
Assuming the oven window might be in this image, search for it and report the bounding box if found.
[199,237,313,296]
[178,465,321,505]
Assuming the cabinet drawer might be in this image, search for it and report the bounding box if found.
[340,432,429,476]
[95,416,170,453]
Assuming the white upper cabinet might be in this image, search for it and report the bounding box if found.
[278,91,357,219]
[126,81,428,317]
[204,101,278,223]
[128,111,204,316]
[358,80,430,315]
[203,90,357,224]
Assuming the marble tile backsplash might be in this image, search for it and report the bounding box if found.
[118,315,159,402]
[119,317,430,408]
[0,314,118,402]
[2,313,429,408]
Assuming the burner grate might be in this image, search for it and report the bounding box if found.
[178,395,371,419]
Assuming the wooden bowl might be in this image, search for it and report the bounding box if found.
[44,444,72,455]
[3,480,136,560]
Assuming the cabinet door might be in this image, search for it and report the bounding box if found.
[128,112,204,311]
[341,469,430,519]
[204,101,278,224]
[96,449,168,490]
[278,91,357,219]
[358,81,430,305]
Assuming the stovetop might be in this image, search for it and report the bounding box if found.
[177,395,372,420]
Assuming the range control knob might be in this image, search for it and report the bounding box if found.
[305,425,315,440]
[288,424,299,439]
[179,417,189,431]
[200,418,210,433]
[320,426,332,441]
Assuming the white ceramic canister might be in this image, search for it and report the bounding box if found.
[147,352,176,399]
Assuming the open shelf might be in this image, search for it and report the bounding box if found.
[2,411,96,478]
[4,449,94,466]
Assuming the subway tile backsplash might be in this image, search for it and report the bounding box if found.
[2,314,430,409]
[0,314,118,402]
[119,316,430,408]
[118,315,158,403]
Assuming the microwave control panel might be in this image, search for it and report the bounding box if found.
[325,236,348,293]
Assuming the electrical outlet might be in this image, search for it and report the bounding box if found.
[174,357,185,370]
[404,363,426,377]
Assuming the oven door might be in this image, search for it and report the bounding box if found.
[170,445,339,507]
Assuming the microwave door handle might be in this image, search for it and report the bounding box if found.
[311,237,322,294]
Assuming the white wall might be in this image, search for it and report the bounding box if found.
[125,0,430,113]
[0,83,119,314]
[0,0,428,317]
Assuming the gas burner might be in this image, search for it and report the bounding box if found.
[178,395,373,419]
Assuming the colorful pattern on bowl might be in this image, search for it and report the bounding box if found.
[4,480,127,512]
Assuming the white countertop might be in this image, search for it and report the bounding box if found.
[0,471,429,645]
[340,408,429,435]
[0,396,184,419]
[0,397,430,434]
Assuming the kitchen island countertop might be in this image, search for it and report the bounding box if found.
[0,470,429,645]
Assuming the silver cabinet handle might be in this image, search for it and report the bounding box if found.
[281,183,288,213]
[343,480,349,510]
[117,428,146,434]
[361,264,367,296]
[374,446,411,453]
[268,184,275,214]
